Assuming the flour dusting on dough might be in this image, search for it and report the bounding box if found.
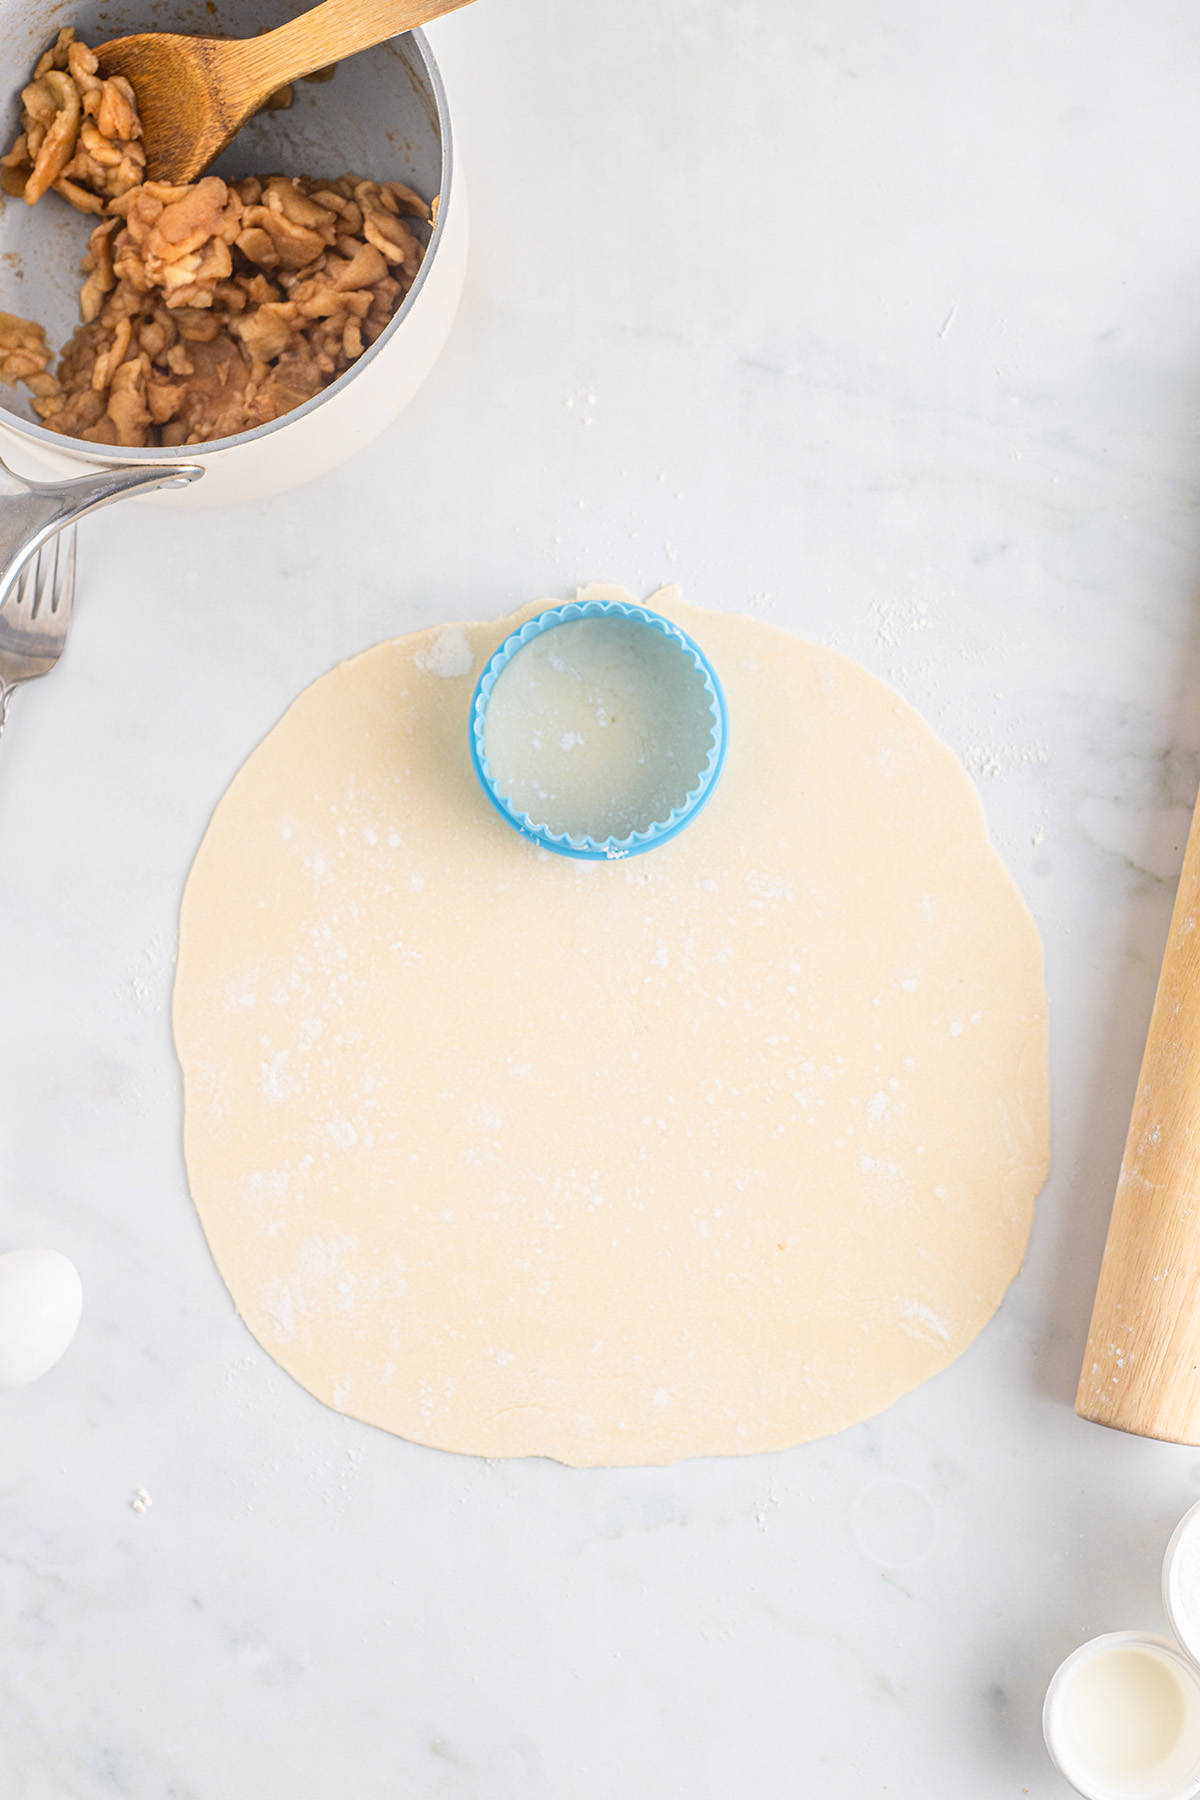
[415,627,474,679]
[899,1300,953,1343]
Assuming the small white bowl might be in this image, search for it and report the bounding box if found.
[1044,1631,1200,1800]
[0,0,467,505]
[1163,1501,1200,1668]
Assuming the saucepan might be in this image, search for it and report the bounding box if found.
[0,0,466,516]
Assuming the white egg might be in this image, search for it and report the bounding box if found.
[0,1248,82,1388]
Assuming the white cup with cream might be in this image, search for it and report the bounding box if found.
[1045,1505,1200,1800]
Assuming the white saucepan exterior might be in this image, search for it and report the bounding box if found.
[0,3,465,506]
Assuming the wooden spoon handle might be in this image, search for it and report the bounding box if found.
[1077,781,1200,1441]
[239,0,476,98]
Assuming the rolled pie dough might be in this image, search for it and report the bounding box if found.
[174,586,1049,1466]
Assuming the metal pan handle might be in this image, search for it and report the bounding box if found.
[0,459,203,603]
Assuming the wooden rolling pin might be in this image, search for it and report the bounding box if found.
[1077,788,1200,1441]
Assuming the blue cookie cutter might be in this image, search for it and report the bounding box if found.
[469,599,728,860]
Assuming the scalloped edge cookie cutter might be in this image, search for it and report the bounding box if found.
[469,598,728,859]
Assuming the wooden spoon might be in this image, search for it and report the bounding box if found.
[96,0,477,185]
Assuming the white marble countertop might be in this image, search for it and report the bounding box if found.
[5,0,1200,1793]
